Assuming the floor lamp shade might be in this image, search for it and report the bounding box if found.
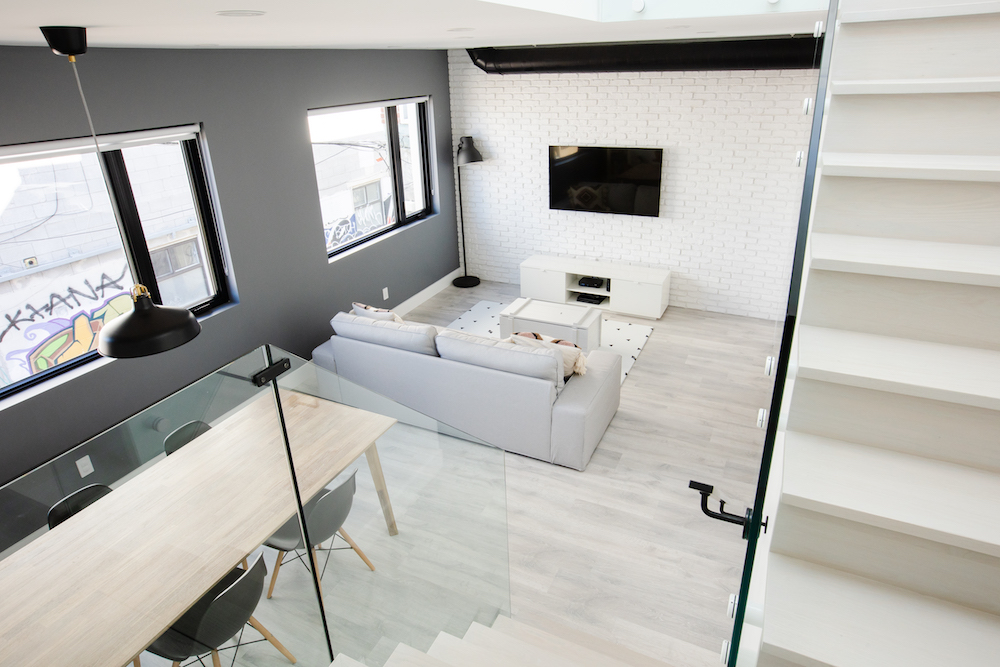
[453,137,483,288]
[98,286,202,358]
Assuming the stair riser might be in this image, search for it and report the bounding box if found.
[801,270,1000,350]
[824,93,1000,156]
[831,14,1000,80]
[771,504,1000,615]
[787,378,1000,472]
[813,177,1000,245]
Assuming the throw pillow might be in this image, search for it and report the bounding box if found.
[353,301,404,323]
[509,332,587,377]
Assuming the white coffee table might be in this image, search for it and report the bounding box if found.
[499,298,602,351]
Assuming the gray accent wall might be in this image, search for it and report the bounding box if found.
[0,46,458,484]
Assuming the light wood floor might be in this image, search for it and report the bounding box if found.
[406,281,780,661]
[137,282,778,667]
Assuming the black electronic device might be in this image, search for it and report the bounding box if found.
[576,293,607,305]
[550,145,663,217]
[578,276,604,289]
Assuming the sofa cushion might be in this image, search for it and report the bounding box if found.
[352,302,404,323]
[436,329,564,390]
[332,312,438,356]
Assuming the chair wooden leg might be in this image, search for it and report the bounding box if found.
[248,615,297,664]
[211,650,222,667]
[171,662,180,667]
[309,546,324,597]
[338,528,375,571]
[267,550,285,599]
[132,656,141,667]
[241,557,248,569]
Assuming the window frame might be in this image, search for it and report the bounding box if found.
[0,128,231,400]
[309,98,433,258]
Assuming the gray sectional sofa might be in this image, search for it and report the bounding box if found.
[311,312,621,471]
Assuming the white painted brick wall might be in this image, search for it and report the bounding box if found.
[448,50,818,320]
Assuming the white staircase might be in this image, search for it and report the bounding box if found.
[757,2,1000,666]
[331,616,686,667]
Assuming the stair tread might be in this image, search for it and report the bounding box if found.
[831,75,1000,95]
[810,233,1000,286]
[385,643,452,667]
[796,325,1000,410]
[783,432,1000,558]
[492,616,688,667]
[763,554,1000,666]
[820,152,1000,181]
[331,655,367,667]
[463,622,603,667]
[427,631,517,667]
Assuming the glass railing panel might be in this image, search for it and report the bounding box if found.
[0,345,332,667]
[270,345,510,666]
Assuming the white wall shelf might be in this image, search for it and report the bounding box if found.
[519,255,670,319]
[809,233,1000,286]
[781,431,1000,558]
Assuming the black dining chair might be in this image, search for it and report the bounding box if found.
[145,554,296,666]
[164,420,212,456]
[47,483,113,529]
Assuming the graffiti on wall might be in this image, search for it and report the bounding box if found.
[1,267,131,385]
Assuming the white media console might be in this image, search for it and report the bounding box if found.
[519,255,670,319]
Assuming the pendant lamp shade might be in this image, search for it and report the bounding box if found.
[40,25,204,359]
[456,136,483,166]
[40,26,87,56]
[98,286,202,358]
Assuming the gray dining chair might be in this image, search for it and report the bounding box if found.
[145,554,296,666]
[47,483,113,529]
[164,420,212,456]
[265,470,374,599]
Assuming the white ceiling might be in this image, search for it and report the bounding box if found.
[3,0,827,50]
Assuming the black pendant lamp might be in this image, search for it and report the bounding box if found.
[41,26,201,358]
[453,136,483,288]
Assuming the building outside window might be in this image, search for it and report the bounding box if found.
[0,127,229,396]
[308,98,432,256]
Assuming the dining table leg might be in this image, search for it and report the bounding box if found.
[364,442,397,536]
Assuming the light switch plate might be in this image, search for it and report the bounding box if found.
[76,455,95,478]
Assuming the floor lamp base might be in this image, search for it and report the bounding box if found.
[452,275,481,288]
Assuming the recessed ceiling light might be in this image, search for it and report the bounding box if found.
[215,10,266,17]
[448,27,475,32]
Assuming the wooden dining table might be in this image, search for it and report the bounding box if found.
[0,388,397,667]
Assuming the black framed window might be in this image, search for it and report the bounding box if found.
[308,98,432,256]
[0,127,230,398]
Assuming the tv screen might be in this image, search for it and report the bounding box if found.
[549,146,663,217]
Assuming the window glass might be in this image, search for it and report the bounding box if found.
[309,107,395,254]
[396,103,426,217]
[121,142,215,309]
[0,153,133,389]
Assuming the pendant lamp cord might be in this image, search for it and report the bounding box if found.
[68,57,141,288]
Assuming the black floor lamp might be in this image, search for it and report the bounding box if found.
[453,136,483,288]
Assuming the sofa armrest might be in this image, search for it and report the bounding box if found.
[550,350,621,470]
[312,338,338,375]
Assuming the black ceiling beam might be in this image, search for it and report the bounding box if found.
[467,35,823,74]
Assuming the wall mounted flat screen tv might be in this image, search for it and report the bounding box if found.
[549,145,663,217]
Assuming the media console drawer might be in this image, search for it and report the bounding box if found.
[519,255,670,319]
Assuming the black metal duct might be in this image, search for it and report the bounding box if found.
[468,35,823,74]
